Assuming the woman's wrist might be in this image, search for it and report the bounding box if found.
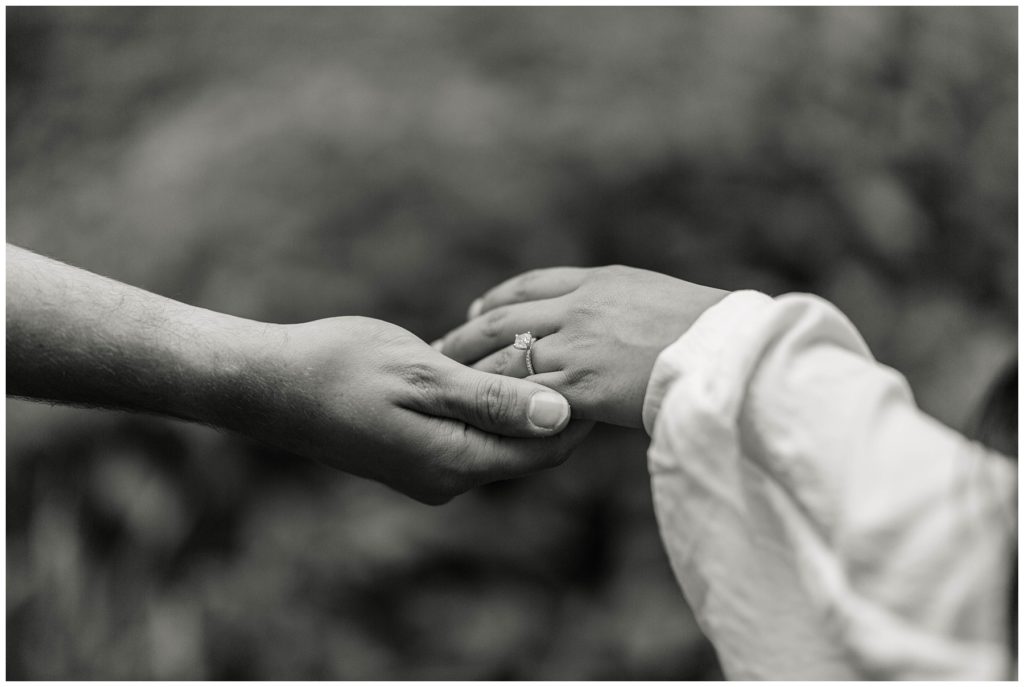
[641,290,773,434]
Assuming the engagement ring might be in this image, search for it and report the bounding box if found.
[513,331,536,375]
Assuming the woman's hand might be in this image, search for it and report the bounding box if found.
[232,316,592,504]
[434,266,728,428]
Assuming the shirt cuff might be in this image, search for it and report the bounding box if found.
[641,290,775,435]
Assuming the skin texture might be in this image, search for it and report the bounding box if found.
[7,244,592,505]
[436,265,729,428]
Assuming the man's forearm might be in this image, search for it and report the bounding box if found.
[5,244,591,503]
[6,244,272,425]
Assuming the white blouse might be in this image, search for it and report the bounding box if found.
[643,291,1016,680]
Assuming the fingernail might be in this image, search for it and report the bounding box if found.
[467,298,483,320]
[430,338,444,351]
[528,391,570,430]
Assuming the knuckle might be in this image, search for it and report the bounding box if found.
[443,331,465,357]
[568,294,602,321]
[494,347,517,376]
[441,425,479,476]
[479,308,507,340]
[476,376,518,427]
[571,303,596,322]
[563,365,597,393]
[444,446,481,491]
[407,420,492,506]
[512,270,538,300]
[396,360,441,398]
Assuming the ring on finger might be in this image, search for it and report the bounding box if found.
[512,331,537,375]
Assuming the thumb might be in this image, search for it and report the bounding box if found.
[433,359,572,437]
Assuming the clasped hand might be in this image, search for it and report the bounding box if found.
[246,265,725,504]
[8,247,727,506]
[237,317,593,504]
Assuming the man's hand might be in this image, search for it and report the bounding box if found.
[7,244,591,504]
[235,316,591,504]
[435,265,729,428]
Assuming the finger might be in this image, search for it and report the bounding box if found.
[392,415,593,504]
[472,345,529,379]
[469,419,595,483]
[439,299,563,365]
[468,267,589,319]
[414,358,573,437]
[472,335,563,378]
[525,369,585,415]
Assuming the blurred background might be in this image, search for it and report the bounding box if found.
[6,6,1017,680]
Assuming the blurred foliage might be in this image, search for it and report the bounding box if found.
[6,6,1016,680]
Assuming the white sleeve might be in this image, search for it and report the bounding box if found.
[643,290,1016,680]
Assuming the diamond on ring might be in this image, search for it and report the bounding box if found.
[513,332,535,350]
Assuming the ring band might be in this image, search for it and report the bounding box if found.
[513,331,536,375]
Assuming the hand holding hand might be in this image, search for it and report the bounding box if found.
[7,244,591,505]
[434,266,728,428]
[233,316,592,504]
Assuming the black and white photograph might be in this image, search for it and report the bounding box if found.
[5,4,1018,681]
